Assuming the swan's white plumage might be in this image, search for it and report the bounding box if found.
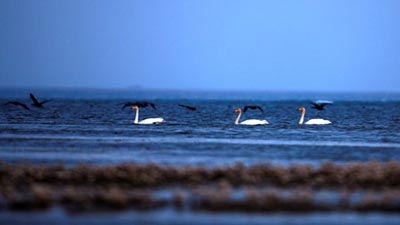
[132,106,164,125]
[298,107,331,125]
[240,119,269,125]
[137,118,164,125]
[304,119,331,125]
[234,108,268,126]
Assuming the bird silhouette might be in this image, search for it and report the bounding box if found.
[30,93,52,108]
[121,101,156,110]
[4,101,30,110]
[311,101,333,110]
[243,105,264,113]
[178,104,197,111]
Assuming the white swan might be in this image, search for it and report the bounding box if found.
[234,108,268,125]
[298,107,331,125]
[132,106,164,125]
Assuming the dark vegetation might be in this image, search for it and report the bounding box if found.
[0,161,399,212]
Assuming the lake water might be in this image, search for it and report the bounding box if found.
[0,89,399,225]
[0,89,399,166]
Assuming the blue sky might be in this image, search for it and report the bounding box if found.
[0,0,399,92]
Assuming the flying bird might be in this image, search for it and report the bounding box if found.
[30,93,52,108]
[178,104,197,111]
[243,105,264,113]
[121,101,156,110]
[311,100,333,110]
[4,101,30,110]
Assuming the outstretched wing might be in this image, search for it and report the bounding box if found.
[178,104,197,111]
[311,102,321,109]
[29,93,40,105]
[322,102,332,106]
[243,105,264,113]
[313,100,333,105]
[135,101,156,109]
[5,101,30,110]
[121,102,134,110]
[121,101,157,110]
[19,102,30,110]
[148,102,157,110]
[311,101,333,110]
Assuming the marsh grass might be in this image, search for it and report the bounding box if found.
[0,161,399,212]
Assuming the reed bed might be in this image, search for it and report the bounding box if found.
[0,161,399,212]
[1,161,399,189]
[191,188,400,212]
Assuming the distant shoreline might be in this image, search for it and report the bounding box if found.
[1,85,400,94]
[0,87,399,101]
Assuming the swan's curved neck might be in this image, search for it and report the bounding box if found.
[299,109,305,125]
[235,111,242,125]
[134,108,139,124]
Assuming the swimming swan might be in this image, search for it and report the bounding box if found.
[132,106,164,125]
[298,107,331,125]
[234,108,268,125]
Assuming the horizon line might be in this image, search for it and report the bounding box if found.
[0,86,399,94]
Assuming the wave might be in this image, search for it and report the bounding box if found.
[1,134,400,148]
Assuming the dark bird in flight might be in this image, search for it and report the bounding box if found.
[4,101,30,110]
[178,104,197,111]
[243,105,264,113]
[30,93,52,108]
[121,101,156,110]
[311,100,333,110]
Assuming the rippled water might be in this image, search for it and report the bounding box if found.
[1,209,400,225]
[1,91,399,166]
[1,90,400,225]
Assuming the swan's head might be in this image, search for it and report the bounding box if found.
[132,106,139,110]
[298,107,305,112]
[234,108,241,113]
